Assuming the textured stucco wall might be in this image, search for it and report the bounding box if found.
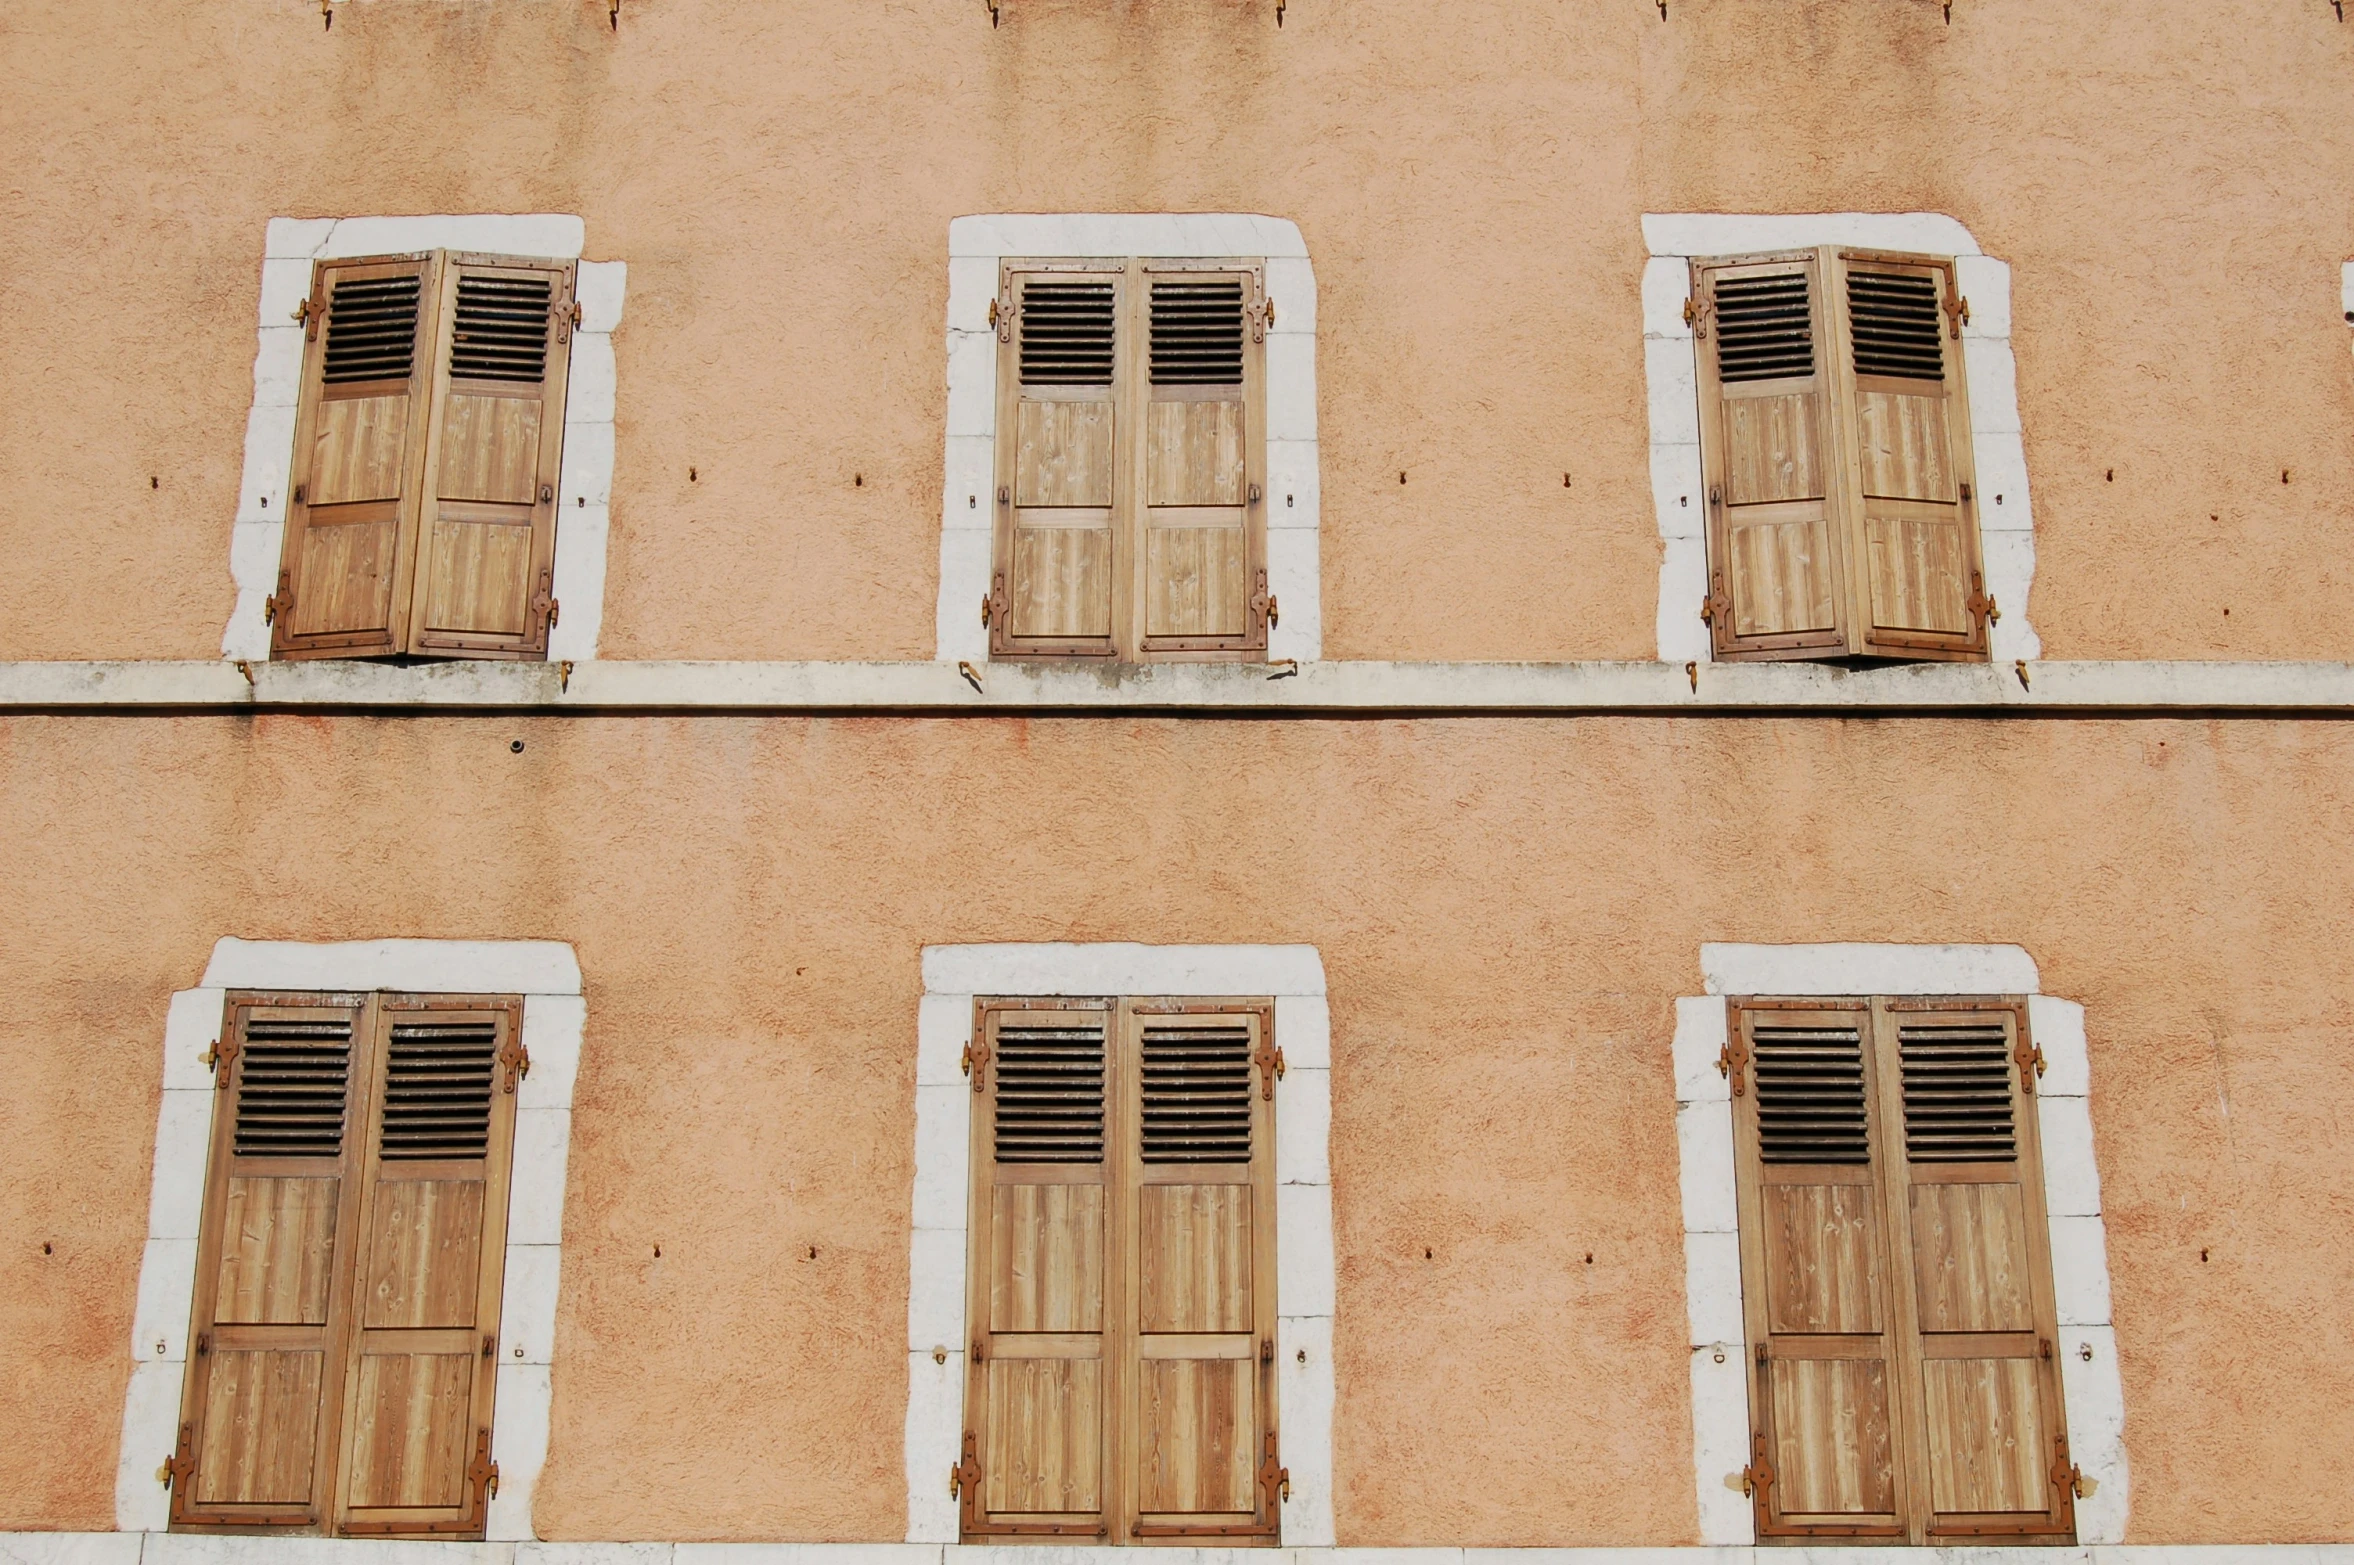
[2,714,2353,1542]
[1,0,2351,663]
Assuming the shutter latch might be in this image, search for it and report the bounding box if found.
[1718,1035,1748,1097]
[1257,1432,1291,1511]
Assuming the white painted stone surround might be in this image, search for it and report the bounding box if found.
[114,939,586,1543]
[906,945,1336,1548]
[1673,944,2127,1547]
[1644,214,2041,666]
[935,215,1322,665]
[221,216,627,664]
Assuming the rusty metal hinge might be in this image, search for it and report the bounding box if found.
[1718,1035,1747,1096]
[1254,1036,1285,1100]
[1247,294,1274,343]
[295,291,327,339]
[979,593,992,628]
[161,1423,196,1493]
[1944,291,1971,338]
[201,1032,240,1082]
[2051,1437,2090,1499]
[1257,1431,1290,1511]
[954,1430,983,1504]
[499,1037,531,1094]
[991,288,1014,342]
[963,1037,990,1093]
[2017,1037,2046,1092]
[1745,1433,1777,1512]
[468,1428,500,1504]
[1684,293,1713,339]
[988,571,1009,635]
[1250,570,1273,637]
[1966,570,1998,627]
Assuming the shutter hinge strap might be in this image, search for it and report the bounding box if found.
[963,1038,990,1093]
[265,570,293,630]
[161,1423,196,1493]
[468,1428,500,1511]
[1966,570,1998,627]
[202,1032,240,1083]
[2052,1436,2092,1499]
[1250,570,1273,638]
[1718,1035,1747,1096]
[954,1430,982,1507]
[499,1037,531,1094]
[1255,1037,1285,1100]
[1684,293,1713,339]
[1258,1432,1291,1511]
[295,291,326,340]
[1745,1433,1777,1516]
[2017,1037,2046,1093]
[1944,292,1971,338]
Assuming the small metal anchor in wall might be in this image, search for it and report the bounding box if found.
[320,0,333,28]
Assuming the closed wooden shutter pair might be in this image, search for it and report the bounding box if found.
[1693,247,1991,661]
[1728,997,2075,1543]
[272,253,575,661]
[170,993,522,1537]
[990,261,1272,661]
[961,998,1282,1543]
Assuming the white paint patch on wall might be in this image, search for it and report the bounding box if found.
[935,216,1321,665]
[906,944,1334,1547]
[221,216,626,663]
[1641,214,2041,666]
[115,940,586,1542]
[1673,945,2127,1545]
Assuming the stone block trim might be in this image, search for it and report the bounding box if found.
[221,217,626,664]
[1643,214,2041,666]
[907,944,1335,1546]
[935,216,1322,665]
[1673,944,2127,1546]
[113,939,586,1542]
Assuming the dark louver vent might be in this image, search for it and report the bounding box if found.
[1019,282,1115,386]
[233,1015,353,1158]
[321,275,422,385]
[1150,279,1245,386]
[379,1019,497,1160]
[1141,1024,1252,1164]
[1899,1019,2017,1162]
[993,1022,1107,1163]
[1753,1021,1870,1164]
[1714,273,1815,383]
[1848,271,1945,381]
[449,274,552,384]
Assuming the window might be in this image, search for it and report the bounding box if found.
[987,261,1273,661]
[167,991,523,1537]
[270,251,576,661]
[1693,247,1992,662]
[1726,995,2075,1543]
[960,996,1283,1543]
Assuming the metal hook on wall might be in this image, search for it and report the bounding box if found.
[321,0,333,29]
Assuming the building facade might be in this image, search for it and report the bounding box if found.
[5,2,2354,1564]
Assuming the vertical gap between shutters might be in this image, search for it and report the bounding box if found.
[1751,1020,1870,1163]
[449,274,552,383]
[321,276,421,385]
[233,1015,354,1157]
[994,1021,1108,1162]
[1139,1024,1253,1163]
[1148,279,1244,386]
[1714,273,1815,382]
[1896,1018,2017,1161]
[1019,282,1116,387]
[1847,272,1945,381]
[378,1018,498,1159]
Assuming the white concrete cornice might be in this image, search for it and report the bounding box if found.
[8,658,2354,714]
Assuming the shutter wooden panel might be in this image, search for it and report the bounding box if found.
[273,257,438,660]
[1731,999,1910,1538]
[963,1000,1114,1538]
[1135,269,1268,656]
[1835,254,1990,659]
[408,257,573,659]
[334,995,517,1536]
[1123,1000,1277,1540]
[173,994,370,1528]
[1881,1000,2072,1538]
[1694,253,1849,660]
[993,269,1122,659]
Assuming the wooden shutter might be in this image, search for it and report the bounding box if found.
[1835,254,1990,659]
[409,257,574,659]
[273,257,438,660]
[1731,997,2074,1544]
[993,268,1123,659]
[334,995,518,1535]
[1122,1000,1279,1541]
[173,994,370,1528]
[1694,252,1849,660]
[1881,1000,2072,1538]
[1135,268,1269,657]
[963,1000,1115,1539]
[1731,999,1910,1538]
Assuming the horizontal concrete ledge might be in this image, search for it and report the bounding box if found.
[7,1541,2350,1565]
[6,658,2354,715]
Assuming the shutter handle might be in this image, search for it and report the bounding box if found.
[540,484,554,504]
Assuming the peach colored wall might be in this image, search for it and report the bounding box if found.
[3,713,2354,1541]
[3,0,2352,663]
